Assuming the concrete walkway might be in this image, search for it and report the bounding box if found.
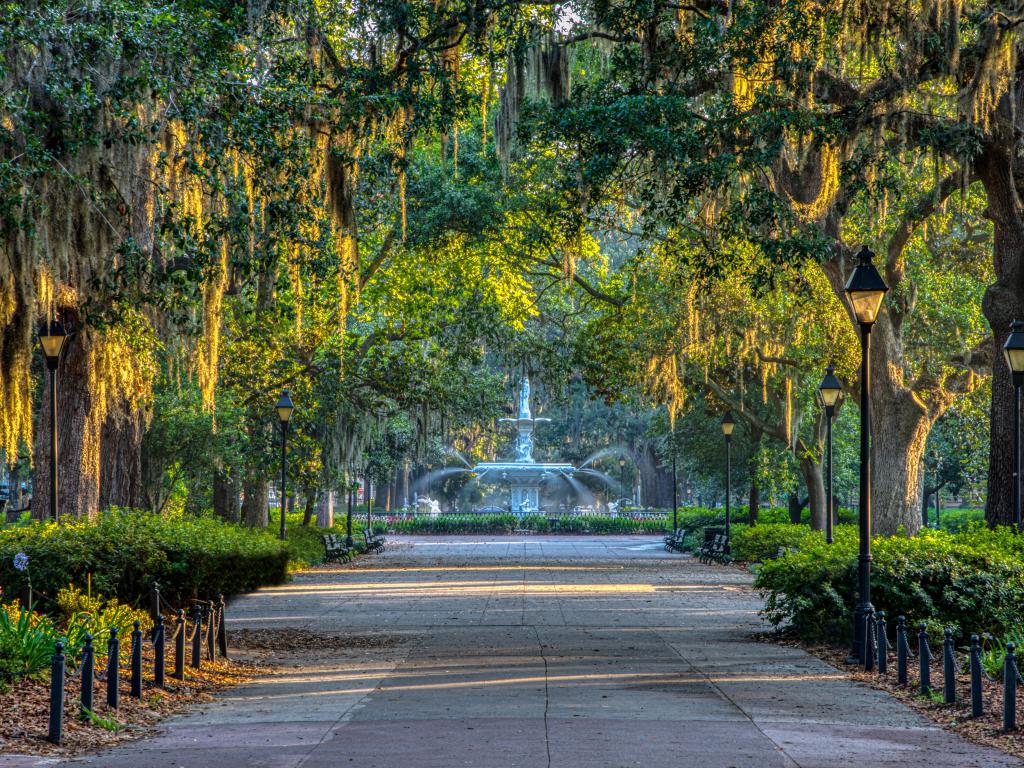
[53,536,1022,767]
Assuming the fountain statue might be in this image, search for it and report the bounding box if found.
[474,375,570,515]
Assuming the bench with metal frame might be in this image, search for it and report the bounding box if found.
[363,528,386,553]
[322,534,353,563]
[698,532,731,564]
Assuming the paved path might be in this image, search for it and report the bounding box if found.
[51,536,1023,766]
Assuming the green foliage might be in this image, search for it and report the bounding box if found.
[754,526,1024,643]
[0,605,61,680]
[731,524,816,562]
[55,586,153,648]
[0,510,290,608]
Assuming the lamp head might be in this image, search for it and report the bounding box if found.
[817,365,843,409]
[720,411,736,437]
[38,319,68,368]
[844,245,888,325]
[1003,320,1024,377]
[275,389,295,423]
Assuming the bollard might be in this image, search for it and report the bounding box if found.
[896,616,909,685]
[150,582,161,624]
[217,594,228,659]
[107,627,120,709]
[191,604,203,670]
[970,635,983,718]
[1004,643,1017,731]
[130,620,142,698]
[80,633,94,719]
[876,612,888,675]
[47,641,65,744]
[919,624,931,696]
[174,609,186,680]
[864,607,875,672]
[943,629,956,704]
[206,603,215,662]
[154,615,165,688]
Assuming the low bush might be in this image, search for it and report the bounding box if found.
[936,508,985,533]
[731,524,817,562]
[0,509,291,609]
[754,525,1024,644]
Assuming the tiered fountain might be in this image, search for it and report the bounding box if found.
[470,376,577,514]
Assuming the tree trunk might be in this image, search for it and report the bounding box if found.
[800,456,826,531]
[32,329,102,520]
[99,409,144,510]
[316,490,334,528]
[302,486,317,526]
[787,493,803,523]
[242,479,269,528]
[978,137,1024,528]
[213,471,241,523]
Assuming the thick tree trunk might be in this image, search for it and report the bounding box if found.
[99,409,144,510]
[32,330,101,520]
[316,490,334,528]
[800,457,826,531]
[212,471,241,523]
[867,377,929,536]
[978,138,1024,527]
[787,493,803,523]
[302,486,317,526]
[242,479,269,528]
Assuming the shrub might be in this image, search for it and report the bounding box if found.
[731,524,817,562]
[0,509,291,610]
[0,605,63,680]
[937,508,985,533]
[754,526,1024,643]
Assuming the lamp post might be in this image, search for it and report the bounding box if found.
[671,425,678,532]
[619,457,627,499]
[275,390,294,541]
[365,470,373,536]
[721,412,735,554]
[844,245,888,665]
[818,366,843,544]
[346,470,354,547]
[1003,320,1024,533]
[931,449,941,529]
[38,320,68,522]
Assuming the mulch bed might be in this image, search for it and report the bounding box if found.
[767,633,1024,760]
[0,646,267,758]
[229,628,403,652]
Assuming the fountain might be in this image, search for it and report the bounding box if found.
[471,375,578,515]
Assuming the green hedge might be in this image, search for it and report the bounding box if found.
[0,509,291,609]
[386,514,672,535]
[753,525,1024,643]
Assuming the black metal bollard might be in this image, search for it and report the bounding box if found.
[970,634,983,718]
[174,609,185,680]
[864,607,875,672]
[896,616,909,685]
[206,603,215,661]
[191,604,203,670]
[876,612,888,675]
[150,582,161,624]
[919,624,931,696]
[154,615,165,688]
[47,641,65,744]
[943,628,956,704]
[1004,643,1017,731]
[130,620,142,698]
[80,633,94,719]
[107,628,120,709]
[217,594,228,659]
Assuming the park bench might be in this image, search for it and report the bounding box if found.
[698,532,731,564]
[663,528,689,552]
[363,528,386,553]
[322,534,353,563]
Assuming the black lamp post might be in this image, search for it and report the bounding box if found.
[346,470,354,547]
[1003,320,1024,533]
[365,470,373,535]
[844,245,888,665]
[671,425,679,532]
[818,365,843,544]
[275,390,294,541]
[721,412,735,554]
[38,320,68,522]
[619,457,627,498]
[930,449,941,529]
